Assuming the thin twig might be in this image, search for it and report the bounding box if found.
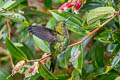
[6,17,11,40]
[27,53,51,63]
[68,10,120,48]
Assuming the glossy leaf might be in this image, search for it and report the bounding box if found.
[94,30,113,43]
[71,69,81,80]
[33,35,50,53]
[105,44,120,73]
[112,29,120,43]
[46,17,57,29]
[111,45,120,68]
[39,63,58,79]
[18,43,34,60]
[94,42,104,67]
[57,48,71,68]
[0,68,12,80]
[0,0,15,11]
[82,20,100,31]
[112,43,120,56]
[71,45,83,73]
[80,2,103,12]
[56,74,68,79]
[8,0,25,9]
[6,37,27,61]
[71,45,79,68]
[93,73,118,80]
[86,7,115,24]
[0,12,25,23]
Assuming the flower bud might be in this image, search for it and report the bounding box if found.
[58,0,85,13]
[25,62,39,78]
[12,60,26,75]
[74,3,81,14]
[58,2,69,13]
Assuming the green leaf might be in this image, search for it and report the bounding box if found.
[85,72,100,80]
[6,37,27,61]
[112,29,120,43]
[82,20,100,31]
[8,0,25,9]
[112,44,120,56]
[86,7,115,24]
[105,44,120,73]
[46,17,57,29]
[33,35,50,53]
[56,74,68,79]
[94,30,113,43]
[0,0,15,11]
[71,69,81,80]
[39,62,58,79]
[94,42,104,67]
[51,10,85,34]
[93,73,118,80]
[80,2,103,12]
[57,50,70,68]
[0,12,25,23]
[43,0,52,9]
[71,45,83,73]
[18,43,34,60]
[71,45,79,68]
[111,44,120,68]
[0,68,12,80]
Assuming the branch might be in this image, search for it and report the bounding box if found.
[68,10,120,48]
[6,17,11,40]
[27,53,51,63]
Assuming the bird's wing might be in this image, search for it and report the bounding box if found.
[27,26,56,43]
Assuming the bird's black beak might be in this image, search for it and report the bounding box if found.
[64,12,75,23]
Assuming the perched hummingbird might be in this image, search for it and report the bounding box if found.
[27,13,74,72]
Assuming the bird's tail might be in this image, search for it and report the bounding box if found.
[50,58,57,72]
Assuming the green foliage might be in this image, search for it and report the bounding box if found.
[0,0,15,11]
[39,63,58,79]
[6,37,27,61]
[0,0,120,80]
[43,0,52,9]
[71,45,83,73]
[86,7,115,24]
[33,35,50,53]
[0,68,12,80]
[0,12,25,23]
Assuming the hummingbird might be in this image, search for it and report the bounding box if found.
[27,13,74,72]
